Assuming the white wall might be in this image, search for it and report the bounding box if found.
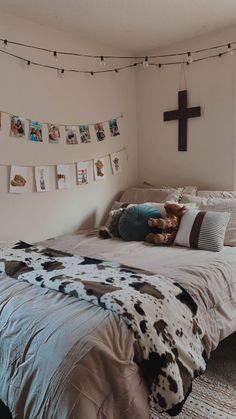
[0,11,138,242]
[137,26,236,190]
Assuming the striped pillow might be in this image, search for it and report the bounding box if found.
[175,210,230,252]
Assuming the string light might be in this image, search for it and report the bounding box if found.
[0,34,236,76]
[227,43,233,55]
[58,68,65,78]
[143,56,149,67]
[187,52,193,64]
[100,56,106,66]
[53,51,58,62]
[26,60,31,70]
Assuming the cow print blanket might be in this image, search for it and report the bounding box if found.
[0,241,207,416]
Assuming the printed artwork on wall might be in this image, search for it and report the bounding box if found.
[79,125,91,143]
[10,115,25,137]
[94,123,106,142]
[65,125,78,144]
[94,158,105,180]
[48,124,61,144]
[109,119,120,137]
[56,165,71,189]
[10,166,28,193]
[29,121,43,142]
[35,166,50,192]
[77,162,89,185]
[110,152,121,174]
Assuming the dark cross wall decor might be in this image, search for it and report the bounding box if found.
[163,90,201,151]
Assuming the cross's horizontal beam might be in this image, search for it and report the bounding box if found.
[163,106,201,121]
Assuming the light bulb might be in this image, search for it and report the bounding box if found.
[228,43,233,55]
[2,39,8,49]
[26,60,31,71]
[58,69,65,78]
[187,52,193,64]
[100,56,106,66]
[53,51,58,62]
[143,56,149,67]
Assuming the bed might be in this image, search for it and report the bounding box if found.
[0,188,236,419]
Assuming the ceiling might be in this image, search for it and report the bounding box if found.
[1,0,236,53]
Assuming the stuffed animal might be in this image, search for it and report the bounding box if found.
[145,203,186,245]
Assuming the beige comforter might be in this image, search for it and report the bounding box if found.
[0,234,236,419]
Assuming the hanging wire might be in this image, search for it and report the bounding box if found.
[0,36,235,59]
[0,146,128,167]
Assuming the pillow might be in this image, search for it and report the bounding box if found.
[197,190,236,199]
[180,195,236,246]
[142,182,197,196]
[99,201,132,239]
[175,209,230,252]
[120,187,182,204]
[118,204,162,241]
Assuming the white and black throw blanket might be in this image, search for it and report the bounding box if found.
[0,241,207,416]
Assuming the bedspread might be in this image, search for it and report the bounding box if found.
[0,241,207,417]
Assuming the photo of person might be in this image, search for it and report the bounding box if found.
[65,125,78,144]
[57,165,71,189]
[94,158,106,181]
[79,125,91,143]
[35,166,50,192]
[10,166,28,193]
[29,121,43,142]
[77,162,89,185]
[10,115,25,137]
[48,124,61,144]
[94,123,106,142]
[109,119,120,137]
[110,152,121,174]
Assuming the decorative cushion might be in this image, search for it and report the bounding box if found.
[120,187,182,204]
[180,195,236,246]
[99,201,131,239]
[118,204,162,241]
[175,209,230,252]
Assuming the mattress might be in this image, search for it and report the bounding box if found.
[0,234,235,419]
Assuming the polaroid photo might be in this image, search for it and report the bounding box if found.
[65,125,78,144]
[35,166,50,192]
[10,166,28,193]
[10,115,25,137]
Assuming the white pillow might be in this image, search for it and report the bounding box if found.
[197,190,236,199]
[120,187,183,204]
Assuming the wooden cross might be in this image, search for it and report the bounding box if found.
[163,90,201,151]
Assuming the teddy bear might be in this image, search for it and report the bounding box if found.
[145,203,186,245]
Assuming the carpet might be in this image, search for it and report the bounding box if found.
[152,333,236,419]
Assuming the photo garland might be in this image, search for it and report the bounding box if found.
[0,110,122,144]
[8,148,126,194]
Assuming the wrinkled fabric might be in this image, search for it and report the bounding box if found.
[0,242,206,415]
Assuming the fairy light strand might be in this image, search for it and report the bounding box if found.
[0,35,235,75]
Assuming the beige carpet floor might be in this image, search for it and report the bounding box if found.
[153,332,236,419]
[206,332,236,389]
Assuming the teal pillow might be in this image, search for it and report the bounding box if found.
[118,204,162,241]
